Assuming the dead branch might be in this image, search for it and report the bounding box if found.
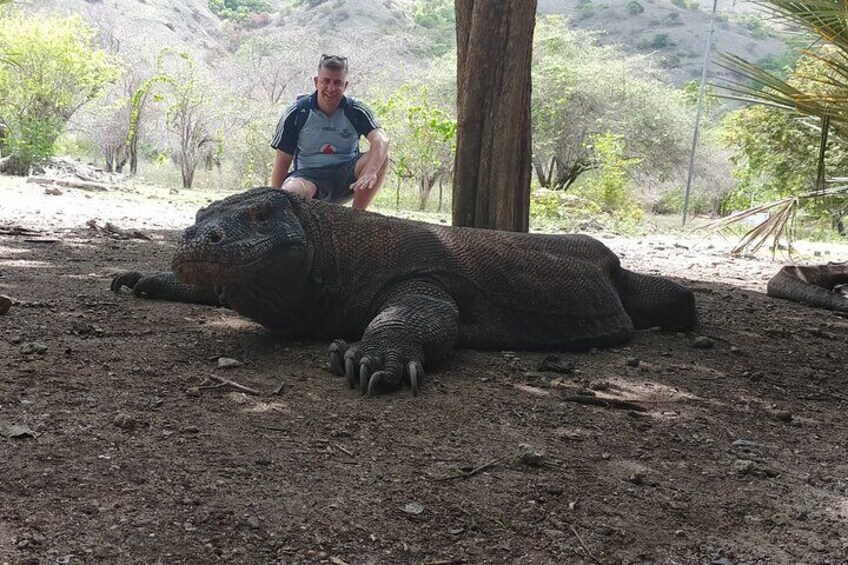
[431,456,508,482]
[560,395,648,412]
[570,524,603,564]
[199,374,261,395]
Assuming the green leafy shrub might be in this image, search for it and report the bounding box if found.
[650,33,669,49]
[209,0,271,22]
[626,1,644,15]
[0,14,119,174]
[574,133,644,222]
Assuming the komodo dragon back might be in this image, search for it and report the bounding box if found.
[112,187,697,396]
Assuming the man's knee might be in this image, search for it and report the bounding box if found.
[281,177,317,199]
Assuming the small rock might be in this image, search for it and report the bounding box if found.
[246,516,261,529]
[113,413,138,431]
[601,452,611,460]
[588,380,610,391]
[731,439,757,450]
[185,387,200,397]
[770,409,793,423]
[402,501,425,515]
[538,355,574,374]
[712,558,734,565]
[0,424,37,439]
[734,459,755,475]
[628,472,645,486]
[20,342,48,355]
[0,294,12,315]
[519,448,545,467]
[692,336,714,349]
[217,357,243,369]
[729,346,744,355]
[71,320,96,335]
[625,357,640,367]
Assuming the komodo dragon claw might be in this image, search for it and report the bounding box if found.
[328,338,424,396]
[111,271,144,293]
[328,339,347,378]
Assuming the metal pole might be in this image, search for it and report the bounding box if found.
[682,0,720,227]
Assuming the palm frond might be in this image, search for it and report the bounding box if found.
[748,0,848,53]
[703,185,848,255]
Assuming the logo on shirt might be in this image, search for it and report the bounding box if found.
[321,144,338,154]
[339,128,353,139]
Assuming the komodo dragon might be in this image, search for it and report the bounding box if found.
[111,187,697,396]
[767,261,848,312]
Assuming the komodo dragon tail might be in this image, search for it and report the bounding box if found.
[767,263,848,312]
[613,269,698,331]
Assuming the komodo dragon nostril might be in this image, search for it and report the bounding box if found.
[208,229,225,244]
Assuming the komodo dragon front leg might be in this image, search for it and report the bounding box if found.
[111,271,223,306]
[328,280,459,397]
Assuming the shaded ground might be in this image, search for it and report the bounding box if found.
[1,179,847,565]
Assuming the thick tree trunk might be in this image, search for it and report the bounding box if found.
[453,0,536,232]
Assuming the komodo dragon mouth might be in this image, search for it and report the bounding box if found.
[173,257,266,286]
[172,236,297,286]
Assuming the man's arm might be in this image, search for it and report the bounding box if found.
[350,129,389,192]
[271,150,293,189]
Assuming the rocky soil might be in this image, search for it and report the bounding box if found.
[1,177,847,565]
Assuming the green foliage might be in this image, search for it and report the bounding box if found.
[408,0,455,58]
[671,0,698,9]
[156,49,221,188]
[732,13,772,39]
[371,83,456,210]
[719,51,848,225]
[654,188,711,215]
[0,13,119,173]
[209,0,271,22]
[650,33,669,49]
[575,133,643,221]
[532,17,693,194]
[626,1,644,15]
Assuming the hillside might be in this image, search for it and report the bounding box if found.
[28,0,787,89]
[538,0,788,84]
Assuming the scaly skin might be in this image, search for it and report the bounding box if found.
[112,187,697,396]
[767,262,848,312]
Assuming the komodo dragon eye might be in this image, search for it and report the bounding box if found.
[254,209,269,223]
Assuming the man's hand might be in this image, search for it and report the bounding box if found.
[350,171,378,192]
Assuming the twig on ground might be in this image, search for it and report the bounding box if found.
[86,219,151,240]
[252,424,289,433]
[422,559,467,565]
[570,524,602,564]
[431,456,508,482]
[200,374,261,395]
[0,225,41,236]
[333,443,354,457]
[260,433,279,448]
[560,395,648,412]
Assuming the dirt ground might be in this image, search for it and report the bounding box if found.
[1,176,847,565]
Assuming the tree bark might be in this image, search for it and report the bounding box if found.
[453,0,536,232]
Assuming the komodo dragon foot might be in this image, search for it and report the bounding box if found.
[329,339,425,397]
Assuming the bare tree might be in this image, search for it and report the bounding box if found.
[452,0,536,232]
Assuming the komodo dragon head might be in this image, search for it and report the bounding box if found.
[172,188,312,290]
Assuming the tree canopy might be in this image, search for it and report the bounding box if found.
[0,13,119,174]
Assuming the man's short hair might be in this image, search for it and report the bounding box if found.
[319,54,349,74]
